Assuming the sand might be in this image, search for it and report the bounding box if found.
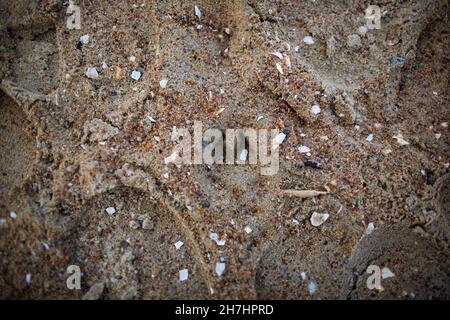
[0,0,449,299]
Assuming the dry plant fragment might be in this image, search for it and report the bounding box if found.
[281,189,328,198]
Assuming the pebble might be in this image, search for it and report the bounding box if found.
[86,67,99,79]
[304,160,324,170]
[300,272,307,281]
[131,70,141,80]
[310,212,329,227]
[142,218,154,230]
[366,133,374,142]
[179,269,189,281]
[244,226,252,234]
[10,211,17,219]
[129,220,140,229]
[25,273,32,284]
[175,241,184,250]
[105,207,116,215]
[303,35,315,45]
[347,34,362,47]
[215,262,226,277]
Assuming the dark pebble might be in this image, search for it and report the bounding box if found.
[304,160,324,170]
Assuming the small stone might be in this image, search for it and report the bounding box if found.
[310,211,329,227]
[42,242,50,250]
[366,133,374,142]
[105,207,116,215]
[129,220,140,229]
[25,273,32,284]
[244,226,252,234]
[82,282,105,300]
[201,199,211,208]
[131,70,141,80]
[358,25,368,35]
[86,67,99,79]
[179,269,189,281]
[347,34,362,47]
[142,218,154,230]
[10,211,17,219]
[215,262,226,277]
[304,160,324,170]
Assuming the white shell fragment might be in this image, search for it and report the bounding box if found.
[215,262,226,277]
[209,231,226,246]
[271,51,284,59]
[244,226,252,234]
[311,104,321,115]
[366,133,374,142]
[308,281,317,294]
[275,62,284,75]
[86,67,99,79]
[164,151,178,164]
[272,132,286,146]
[179,269,188,281]
[160,79,169,88]
[382,267,395,279]
[174,241,184,250]
[393,133,410,146]
[80,34,89,45]
[131,70,141,80]
[310,212,329,227]
[42,242,50,250]
[239,149,248,161]
[303,35,315,45]
[365,222,375,235]
[194,5,201,20]
[105,207,116,215]
[299,145,311,154]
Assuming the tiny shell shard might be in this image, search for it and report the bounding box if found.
[310,212,329,227]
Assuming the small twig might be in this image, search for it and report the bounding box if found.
[281,189,329,198]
